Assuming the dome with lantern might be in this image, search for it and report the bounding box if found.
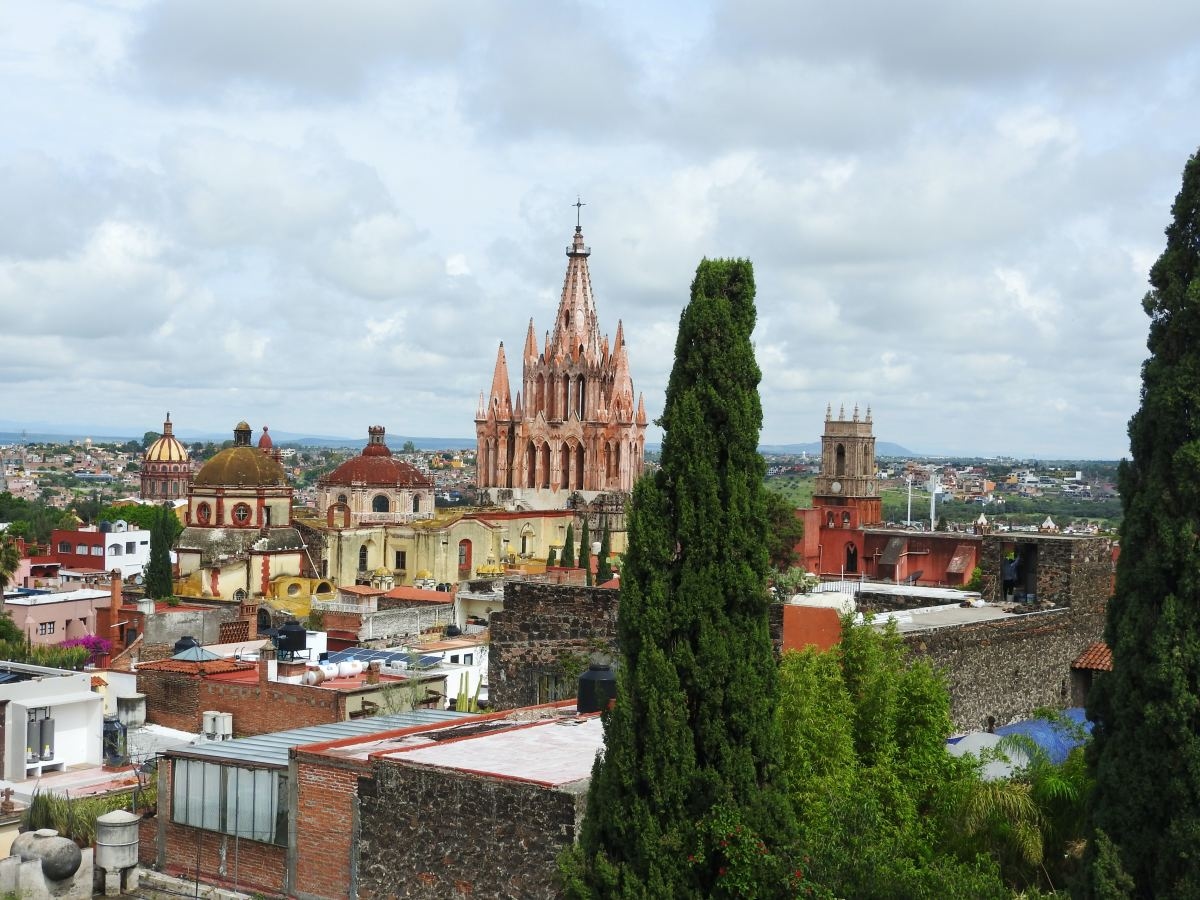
[317,426,435,526]
[141,413,192,501]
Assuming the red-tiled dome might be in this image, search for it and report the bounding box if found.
[320,426,432,488]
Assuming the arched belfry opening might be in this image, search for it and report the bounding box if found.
[835,443,846,477]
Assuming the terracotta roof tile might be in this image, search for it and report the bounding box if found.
[138,659,257,676]
[1072,642,1112,672]
[383,586,453,603]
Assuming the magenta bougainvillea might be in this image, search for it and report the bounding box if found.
[59,634,112,664]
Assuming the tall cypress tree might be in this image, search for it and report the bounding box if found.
[571,259,795,896]
[596,521,613,584]
[1084,148,1200,897]
[144,505,174,600]
[579,517,591,585]
[562,523,576,568]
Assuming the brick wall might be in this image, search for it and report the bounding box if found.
[138,669,347,736]
[151,757,289,897]
[137,671,202,732]
[291,755,366,900]
[489,582,619,709]
[356,760,586,900]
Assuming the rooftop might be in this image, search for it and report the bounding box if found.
[384,712,603,788]
[1,588,110,606]
[871,601,1060,634]
[174,709,466,768]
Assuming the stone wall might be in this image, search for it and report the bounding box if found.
[489,581,619,709]
[979,534,1111,608]
[290,754,365,900]
[905,606,1104,731]
[356,760,586,900]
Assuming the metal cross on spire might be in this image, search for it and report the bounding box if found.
[573,196,586,229]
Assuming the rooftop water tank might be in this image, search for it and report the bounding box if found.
[173,636,200,656]
[95,809,141,871]
[577,662,617,714]
[277,620,307,652]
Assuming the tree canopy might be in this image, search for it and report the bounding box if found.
[569,258,797,897]
[1083,146,1200,897]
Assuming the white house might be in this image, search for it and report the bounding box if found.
[0,662,103,782]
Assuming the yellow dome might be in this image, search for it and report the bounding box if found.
[145,434,189,463]
[144,414,190,463]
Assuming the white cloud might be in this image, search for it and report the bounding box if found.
[0,0,1195,457]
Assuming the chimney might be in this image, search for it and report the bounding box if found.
[365,660,381,685]
[109,569,123,607]
[258,647,276,685]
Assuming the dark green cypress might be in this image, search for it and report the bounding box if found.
[1084,148,1200,898]
[547,546,558,567]
[579,517,592,585]
[144,505,174,600]
[572,259,795,896]
[596,521,613,584]
[562,523,576,568]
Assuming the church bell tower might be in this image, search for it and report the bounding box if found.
[812,403,882,526]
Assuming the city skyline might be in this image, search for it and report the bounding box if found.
[4,3,1200,458]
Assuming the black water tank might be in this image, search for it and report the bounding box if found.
[577,663,617,714]
[277,620,307,652]
[445,625,462,637]
[173,635,200,655]
[99,521,112,533]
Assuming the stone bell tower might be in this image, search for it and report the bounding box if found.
[812,403,882,526]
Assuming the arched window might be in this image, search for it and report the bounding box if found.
[372,494,390,513]
[845,544,858,574]
[526,441,537,489]
[561,442,570,489]
[835,444,846,477]
[842,511,851,527]
[458,539,473,574]
[233,589,247,603]
[540,443,551,489]
[412,494,421,513]
[358,545,369,571]
[108,544,122,556]
[826,512,835,528]
[337,494,348,505]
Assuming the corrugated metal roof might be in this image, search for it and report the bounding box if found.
[172,709,467,768]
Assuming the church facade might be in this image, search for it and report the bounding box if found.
[475,224,647,509]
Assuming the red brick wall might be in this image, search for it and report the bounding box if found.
[153,758,289,898]
[198,680,346,737]
[293,755,366,900]
[137,671,202,732]
[137,670,348,736]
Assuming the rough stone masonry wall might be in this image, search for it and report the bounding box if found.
[356,761,586,900]
[905,608,1104,731]
[489,581,619,710]
[914,536,1110,730]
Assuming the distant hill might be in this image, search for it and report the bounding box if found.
[758,441,915,457]
[0,429,477,452]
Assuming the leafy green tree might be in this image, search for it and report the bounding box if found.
[144,506,174,600]
[142,431,160,449]
[1084,146,1200,898]
[402,440,417,452]
[764,491,803,571]
[778,620,1007,898]
[99,504,182,544]
[561,523,575,568]
[595,521,613,584]
[578,517,591,585]
[569,258,796,897]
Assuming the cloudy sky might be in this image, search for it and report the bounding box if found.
[2,1,1199,458]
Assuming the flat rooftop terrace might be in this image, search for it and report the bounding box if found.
[383,713,603,788]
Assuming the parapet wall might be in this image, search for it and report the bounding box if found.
[489,581,619,709]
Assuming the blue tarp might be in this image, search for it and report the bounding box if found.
[993,707,1091,765]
